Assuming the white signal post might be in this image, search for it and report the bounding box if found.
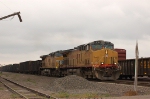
[134,41,139,92]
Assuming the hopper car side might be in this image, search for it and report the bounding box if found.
[119,57,150,79]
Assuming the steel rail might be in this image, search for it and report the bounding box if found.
[0,79,28,99]
[0,76,58,99]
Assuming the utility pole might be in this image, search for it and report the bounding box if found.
[0,12,22,22]
[134,41,139,92]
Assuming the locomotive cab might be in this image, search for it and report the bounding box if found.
[89,41,121,80]
[40,51,64,76]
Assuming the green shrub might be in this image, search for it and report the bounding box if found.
[55,92,69,98]
[10,94,20,98]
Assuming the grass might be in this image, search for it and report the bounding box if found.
[101,93,110,97]
[0,72,2,76]
[10,93,20,98]
[77,93,99,98]
[13,74,18,78]
[5,74,9,77]
[0,72,9,78]
[0,87,4,90]
[52,92,110,98]
[53,92,69,98]
[0,72,4,77]
[124,90,137,96]
[26,78,37,84]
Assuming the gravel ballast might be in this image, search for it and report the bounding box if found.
[1,72,150,98]
[47,75,150,96]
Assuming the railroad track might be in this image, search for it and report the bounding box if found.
[0,76,57,99]
[88,78,150,87]
[114,79,150,87]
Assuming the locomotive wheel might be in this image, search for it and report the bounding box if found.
[80,70,87,78]
[94,70,120,80]
[94,70,103,80]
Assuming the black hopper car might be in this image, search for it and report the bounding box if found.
[119,57,150,79]
[0,60,41,74]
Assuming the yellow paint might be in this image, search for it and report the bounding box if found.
[41,55,63,68]
[144,61,146,68]
[41,44,118,68]
[67,48,118,67]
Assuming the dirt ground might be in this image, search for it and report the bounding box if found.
[1,72,150,99]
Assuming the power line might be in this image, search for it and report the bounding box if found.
[0,1,15,21]
[0,1,14,12]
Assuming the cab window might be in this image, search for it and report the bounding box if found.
[91,44,102,50]
[55,53,62,57]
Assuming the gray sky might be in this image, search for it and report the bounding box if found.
[1,0,150,65]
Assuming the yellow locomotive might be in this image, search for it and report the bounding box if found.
[40,40,121,80]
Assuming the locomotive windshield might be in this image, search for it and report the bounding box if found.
[104,44,113,49]
[91,44,114,50]
[104,42,114,49]
[91,44,103,50]
[90,41,114,50]
[55,53,63,57]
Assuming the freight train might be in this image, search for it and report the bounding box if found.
[0,40,121,80]
[119,57,150,79]
[0,60,41,74]
[114,49,150,79]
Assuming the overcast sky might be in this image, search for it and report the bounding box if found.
[1,0,150,65]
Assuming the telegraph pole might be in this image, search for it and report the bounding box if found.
[0,12,22,22]
[134,41,139,92]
